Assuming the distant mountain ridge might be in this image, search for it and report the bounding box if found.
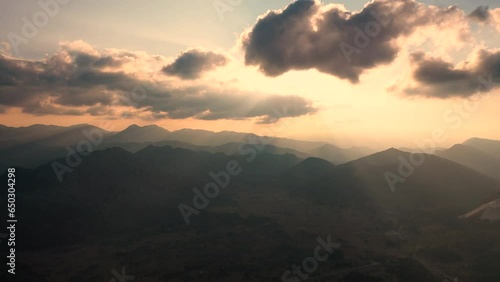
[0,123,112,149]
[463,137,500,159]
[0,124,114,171]
[2,123,500,182]
[296,147,499,214]
[104,124,331,151]
[436,144,500,180]
[0,124,374,170]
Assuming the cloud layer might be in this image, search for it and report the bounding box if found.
[241,0,466,83]
[0,42,316,123]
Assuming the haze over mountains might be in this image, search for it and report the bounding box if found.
[0,123,500,281]
[3,123,500,172]
[0,124,374,171]
[437,143,500,181]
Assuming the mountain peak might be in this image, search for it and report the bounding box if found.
[299,157,335,168]
[143,124,167,130]
[464,137,487,143]
[125,124,141,130]
[119,124,168,132]
[463,137,500,145]
[462,137,500,160]
[318,143,340,150]
[284,157,335,180]
[346,147,408,166]
[107,124,171,143]
[369,147,405,157]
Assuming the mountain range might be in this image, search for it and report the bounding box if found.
[1,124,500,281]
[0,124,374,171]
[436,137,500,181]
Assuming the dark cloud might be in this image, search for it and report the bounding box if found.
[469,6,490,22]
[72,53,123,69]
[242,0,465,82]
[0,44,316,122]
[405,50,500,98]
[162,49,228,79]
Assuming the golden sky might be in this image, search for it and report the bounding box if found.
[0,0,499,148]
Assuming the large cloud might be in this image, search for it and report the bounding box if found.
[468,6,500,32]
[402,49,500,98]
[0,42,316,123]
[162,49,228,79]
[241,0,466,83]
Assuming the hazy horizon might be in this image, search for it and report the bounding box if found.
[0,121,494,150]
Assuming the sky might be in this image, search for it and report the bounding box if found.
[0,0,499,148]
